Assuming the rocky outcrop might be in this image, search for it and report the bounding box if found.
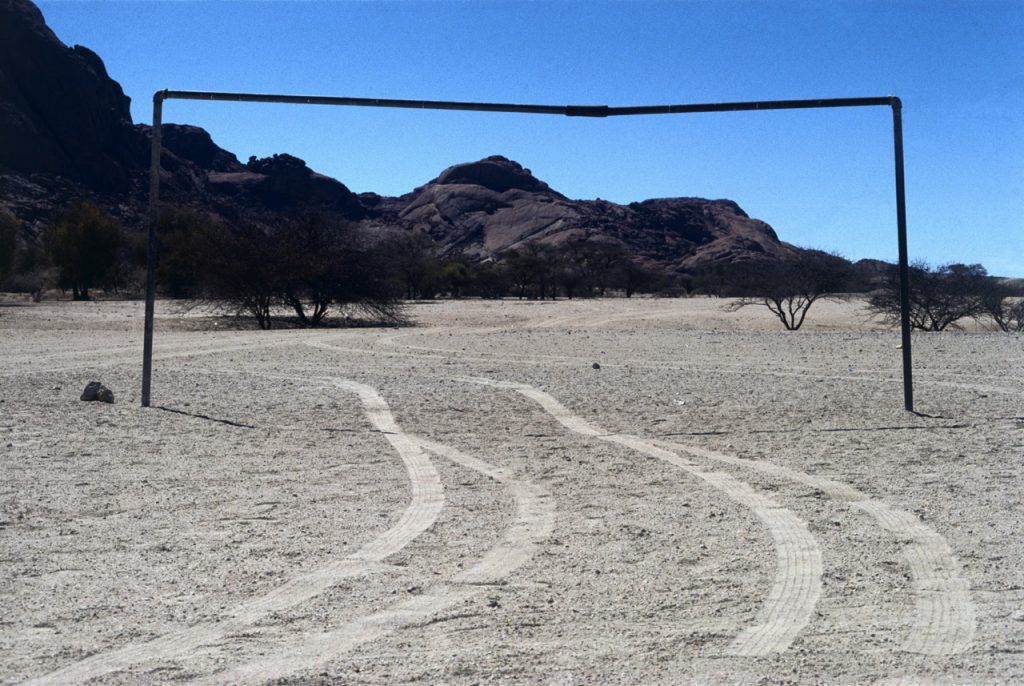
[0,1,366,228]
[159,125,244,174]
[207,154,365,219]
[0,0,140,191]
[388,156,795,270]
[0,0,799,275]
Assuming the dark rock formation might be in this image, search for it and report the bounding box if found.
[0,1,365,229]
[0,0,802,279]
[160,125,244,173]
[205,153,364,219]
[0,0,139,191]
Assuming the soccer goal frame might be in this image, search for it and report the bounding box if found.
[142,92,915,411]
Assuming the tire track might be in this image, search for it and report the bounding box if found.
[654,439,976,655]
[28,379,445,685]
[463,377,823,656]
[196,434,556,685]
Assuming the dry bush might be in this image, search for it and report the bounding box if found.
[868,261,990,331]
[728,251,852,330]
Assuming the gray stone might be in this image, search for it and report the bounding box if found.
[80,381,102,401]
[81,381,114,403]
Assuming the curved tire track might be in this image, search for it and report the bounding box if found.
[28,379,445,685]
[198,433,555,685]
[656,439,976,655]
[465,377,823,656]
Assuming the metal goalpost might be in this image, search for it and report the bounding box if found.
[141,92,915,411]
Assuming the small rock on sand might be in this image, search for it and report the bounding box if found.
[81,381,115,404]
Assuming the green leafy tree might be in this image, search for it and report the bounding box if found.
[45,201,121,300]
[438,260,471,298]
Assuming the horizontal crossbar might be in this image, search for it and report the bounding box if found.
[158,90,900,116]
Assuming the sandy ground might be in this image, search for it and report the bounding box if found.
[1,296,1022,685]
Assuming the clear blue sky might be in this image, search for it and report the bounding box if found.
[38,0,1024,275]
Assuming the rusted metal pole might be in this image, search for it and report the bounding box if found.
[141,92,163,408]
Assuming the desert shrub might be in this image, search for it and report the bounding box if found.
[44,201,122,300]
[979,279,1024,333]
[690,263,740,297]
[728,251,853,330]
[3,237,51,299]
[196,216,405,329]
[198,223,278,328]
[868,261,990,331]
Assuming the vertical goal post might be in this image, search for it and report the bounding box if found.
[141,92,915,411]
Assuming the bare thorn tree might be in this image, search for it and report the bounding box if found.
[979,279,1024,333]
[868,261,989,331]
[728,251,852,330]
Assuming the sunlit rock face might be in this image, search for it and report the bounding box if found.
[382,155,795,270]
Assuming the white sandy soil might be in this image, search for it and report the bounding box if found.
[1,296,1022,685]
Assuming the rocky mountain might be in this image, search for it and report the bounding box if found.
[0,0,139,191]
[0,0,797,277]
[363,156,795,271]
[0,0,365,230]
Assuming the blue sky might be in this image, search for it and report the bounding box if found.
[38,0,1024,275]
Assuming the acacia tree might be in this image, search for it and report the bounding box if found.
[868,261,990,331]
[200,224,279,328]
[465,261,509,298]
[502,243,559,299]
[383,231,442,300]
[978,279,1024,333]
[561,238,628,296]
[197,216,405,329]
[44,201,121,300]
[277,214,343,326]
[280,214,407,325]
[617,258,660,298]
[729,251,852,330]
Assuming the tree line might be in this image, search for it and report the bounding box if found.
[1,201,1021,333]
